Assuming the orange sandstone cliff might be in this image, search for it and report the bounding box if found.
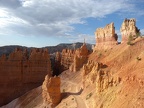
[0,48,51,106]
[55,42,89,73]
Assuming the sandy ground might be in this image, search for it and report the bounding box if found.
[56,70,87,108]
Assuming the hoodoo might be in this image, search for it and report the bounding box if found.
[56,42,89,73]
[120,18,139,42]
[61,49,75,71]
[94,22,118,50]
[69,42,89,72]
[42,75,61,108]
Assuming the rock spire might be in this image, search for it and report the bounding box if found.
[120,18,139,42]
[94,22,118,50]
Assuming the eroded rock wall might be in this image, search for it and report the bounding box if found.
[0,48,51,106]
[69,43,89,72]
[61,49,75,71]
[120,18,139,42]
[59,43,89,72]
[94,22,118,50]
[82,60,121,93]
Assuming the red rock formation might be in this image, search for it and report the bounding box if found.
[94,22,118,50]
[120,18,139,42]
[42,75,61,108]
[75,42,89,57]
[0,48,51,106]
[61,49,75,71]
[52,43,89,74]
[69,43,89,72]
[82,60,121,92]
[54,43,89,73]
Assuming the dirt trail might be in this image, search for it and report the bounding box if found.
[62,78,87,108]
[73,95,87,108]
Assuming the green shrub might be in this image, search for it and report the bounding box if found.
[72,98,74,100]
[127,35,134,45]
[127,41,134,45]
[127,41,132,45]
[63,89,65,92]
[98,53,102,58]
[86,92,93,100]
[136,31,141,38]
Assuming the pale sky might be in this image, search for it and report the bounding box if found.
[0,0,144,47]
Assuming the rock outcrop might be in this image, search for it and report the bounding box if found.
[120,18,139,42]
[69,43,89,72]
[75,42,89,57]
[57,42,89,72]
[61,49,75,71]
[94,22,118,50]
[0,48,51,106]
[42,75,61,108]
[82,60,121,93]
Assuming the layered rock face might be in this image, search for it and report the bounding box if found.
[120,18,139,42]
[82,60,121,93]
[95,22,118,49]
[42,75,61,108]
[53,43,89,75]
[61,49,75,71]
[59,43,89,72]
[69,43,89,72]
[0,48,51,106]
[75,43,89,57]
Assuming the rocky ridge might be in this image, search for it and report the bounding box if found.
[0,42,93,56]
